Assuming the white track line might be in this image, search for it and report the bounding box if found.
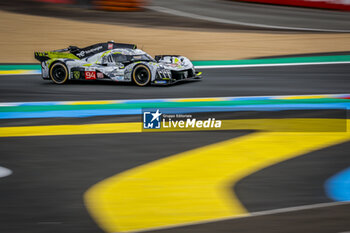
[0,166,12,178]
[0,73,40,76]
[130,201,350,233]
[0,93,348,106]
[147,6,350,33]
[195,61,350,69]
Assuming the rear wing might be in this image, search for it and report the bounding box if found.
[34,50,80,62]
[35,41,137,62]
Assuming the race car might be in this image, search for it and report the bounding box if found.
[34,41,202,86]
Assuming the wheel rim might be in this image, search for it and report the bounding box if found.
[52,65,67,82]
[134,67,150,85]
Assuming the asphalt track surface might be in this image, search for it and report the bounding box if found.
[1,64,350,102]
[235,141,350,211]
[0,131,244,233]
[1,64,350,233]
[150,0,350,32]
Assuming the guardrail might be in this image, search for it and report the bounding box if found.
[236,0,350,11]
[94,0,147,11]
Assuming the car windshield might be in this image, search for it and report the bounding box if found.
[111,53,154,63]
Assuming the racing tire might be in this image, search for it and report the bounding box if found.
[49,62,69,84]
[132,64,151,86]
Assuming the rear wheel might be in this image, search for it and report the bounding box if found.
[49,62,69,84]
[132,65,151,86]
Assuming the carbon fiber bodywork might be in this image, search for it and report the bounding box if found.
[35,41,202,85]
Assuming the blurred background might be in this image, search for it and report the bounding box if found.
[0,1,350,233]
[1,0,350,63]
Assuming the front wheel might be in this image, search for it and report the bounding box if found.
[49,62,69,84]
[132,65,151,86]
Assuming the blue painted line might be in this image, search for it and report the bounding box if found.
[1,94,349,107]
[209,103,350,110]
[0,109,142,119]
[332,94,350,98]
[325,167,350,202]
[18,102,62,106]
[0,103,348,119]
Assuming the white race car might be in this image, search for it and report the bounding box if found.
[34,41,202,86]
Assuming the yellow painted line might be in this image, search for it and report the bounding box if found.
[0,119,346,137]
[64,100,119,105]
[276,95,329,100]
[84,120,350,232]
[0,123,141,137]
[170,98,223,102]
[0,70,37,75]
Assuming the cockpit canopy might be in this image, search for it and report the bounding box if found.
[101,53,154,64]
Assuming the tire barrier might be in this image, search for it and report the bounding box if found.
[94,0,147,11]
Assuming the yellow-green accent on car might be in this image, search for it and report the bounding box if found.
[34,51,80,61]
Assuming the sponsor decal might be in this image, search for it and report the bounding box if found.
[108,43,113,50]
[115,76,124,81]
[97,72,104,79]
[143,109,222,130]
[76,46,103,58]
[85,71,96,80]
[155,80,167,84]
[110,75,124,81]
[73,71,80,80]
